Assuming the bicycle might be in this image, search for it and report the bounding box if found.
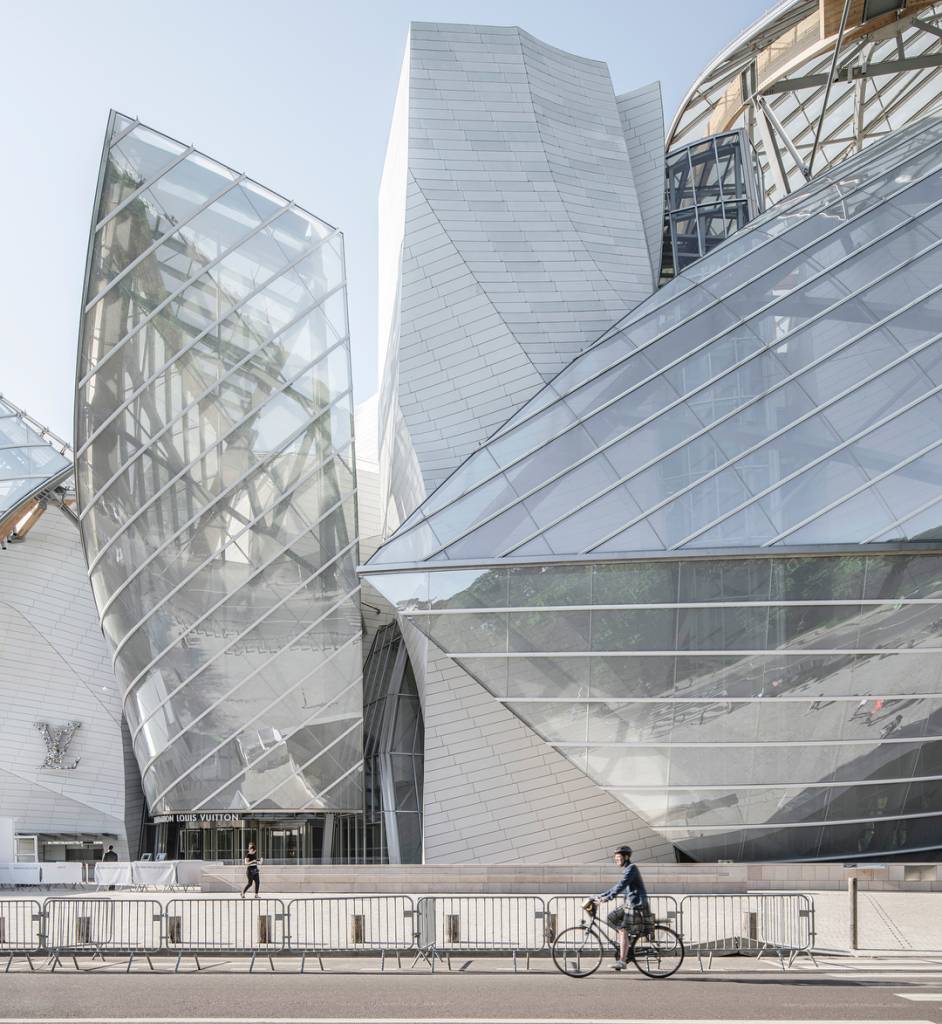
[551,899,685,979]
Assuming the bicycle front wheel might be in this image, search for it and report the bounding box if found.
[630,924,684,978]
[551,925,605,978]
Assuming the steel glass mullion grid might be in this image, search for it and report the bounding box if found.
[144,570,362,803]
[94,143,196,235]
[96,387,352,626]
[84,172,247,312]
[670,330,942,549]
[298,757,364,811]
[575,261,942,554]
[453,648,942,657]
[766,429,942,545]
[162,625,362,808]
[82,284,346,518]
[242,723,363,813]
[483,117,942,450]
[90,320,350,590]
[419,195,942,561]
[113,443,354,663]
[552,735,942,747]
[128,487,359,745]
[83,277,345,577]
[135,556,361,777]
[865,486,942,541]
[123,510,358,722]
[76,198,297,394]
[77,220,333,459]
[384,128,942,556]
[114,463,356,661]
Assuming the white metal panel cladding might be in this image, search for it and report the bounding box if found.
[369,117,942,564]
[75,112,362,814]
[377,23,660,524]
[363,554,942,861]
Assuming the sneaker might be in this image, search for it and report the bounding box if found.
[611,960,627,971]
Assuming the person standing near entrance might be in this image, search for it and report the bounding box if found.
[241,843,260,898]
[102,844,118,891]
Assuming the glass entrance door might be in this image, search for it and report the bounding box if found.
[269,826,301,861]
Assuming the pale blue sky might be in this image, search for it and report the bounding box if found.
[1,0,767,439]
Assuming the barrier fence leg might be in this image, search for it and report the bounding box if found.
[249,952,257,973]
[268,954,275,973]
[300,952,306,974]
[317,955,325,972]
[380,949,386,973]
[146,954,154,972]
[25,954,34,972]
[71,955,80,972]
[174,951,182,974]
[4,955,11,973]
[512,950,518,974]
[126,952,135,974]
[194,954,202,972]
[396,951,402,970]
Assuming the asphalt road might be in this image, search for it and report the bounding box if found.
[5,961,942,1024]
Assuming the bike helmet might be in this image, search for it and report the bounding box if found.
[613,845,633,858]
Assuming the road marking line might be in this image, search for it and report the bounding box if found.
[896,993,942,1000]
[0,1019,933,1024]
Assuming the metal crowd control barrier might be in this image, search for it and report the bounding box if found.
[678,894,816,969]
[44,898,163,972]
[544,894,681,944]
[0,900,43,972]
[286,896,415,971]
[164,897,286,972]
[413,896,546,971]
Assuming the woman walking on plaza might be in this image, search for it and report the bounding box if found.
[241,843,260,898]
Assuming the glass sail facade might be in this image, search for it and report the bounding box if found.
[75,112,362,816]
[370,117,942,566]
[363,116,942,861]
[365,554,942,861]
[0,395,71,529]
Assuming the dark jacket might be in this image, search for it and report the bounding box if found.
[102,850,118,862]
[597,862,649,909]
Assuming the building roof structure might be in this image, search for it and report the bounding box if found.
[668,0,942,204]
[367,115,942,567]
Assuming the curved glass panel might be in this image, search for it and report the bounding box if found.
[75,112,361,815]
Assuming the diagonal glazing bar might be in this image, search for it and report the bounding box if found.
[113,452,353,658]
[297,759,364,810]
[114,477,356,661]
[864,487,942,541]
[135,579,361,773]
[487,116,942,446]
[78,225,337,456]
[81,288,346,517]
[244,726,363,812]
[383,134,942,552]
[767,432,942,545]
[569,271,942,553]
[122,535,358,718]
[671,347,942,548]
[94,144,197,234]
[77,200,298,391]
[93,388,352,617]
[157,631,361,807]
[84,174,246,312]
[426,200,942,560]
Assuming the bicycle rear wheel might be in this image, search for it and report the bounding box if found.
[551,925,605,978]
[630,924,684,978]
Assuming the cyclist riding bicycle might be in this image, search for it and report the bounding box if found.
[592,845,649,971]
